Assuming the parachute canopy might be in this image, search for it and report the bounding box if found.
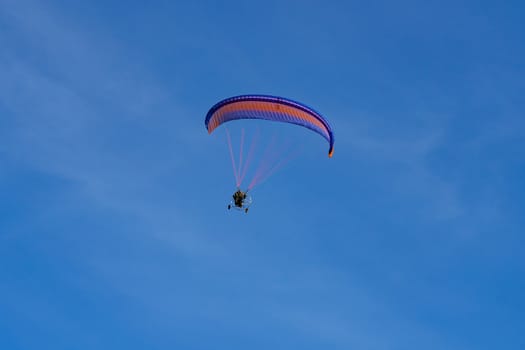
[205,95,334,157]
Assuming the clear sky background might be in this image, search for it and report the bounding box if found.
[1,0,524,349]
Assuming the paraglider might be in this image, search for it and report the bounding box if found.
[205,94,334,212]
[227,189,252,213]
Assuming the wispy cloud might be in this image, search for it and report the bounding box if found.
[2,2,522,349]
[0,0,219,257]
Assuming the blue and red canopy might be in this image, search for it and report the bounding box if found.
[205,95,334,157]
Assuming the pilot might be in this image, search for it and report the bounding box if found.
[233,190,246,207]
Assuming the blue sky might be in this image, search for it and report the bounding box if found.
[1,0,524,349]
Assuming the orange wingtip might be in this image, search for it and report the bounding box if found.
[328,149,334,158]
